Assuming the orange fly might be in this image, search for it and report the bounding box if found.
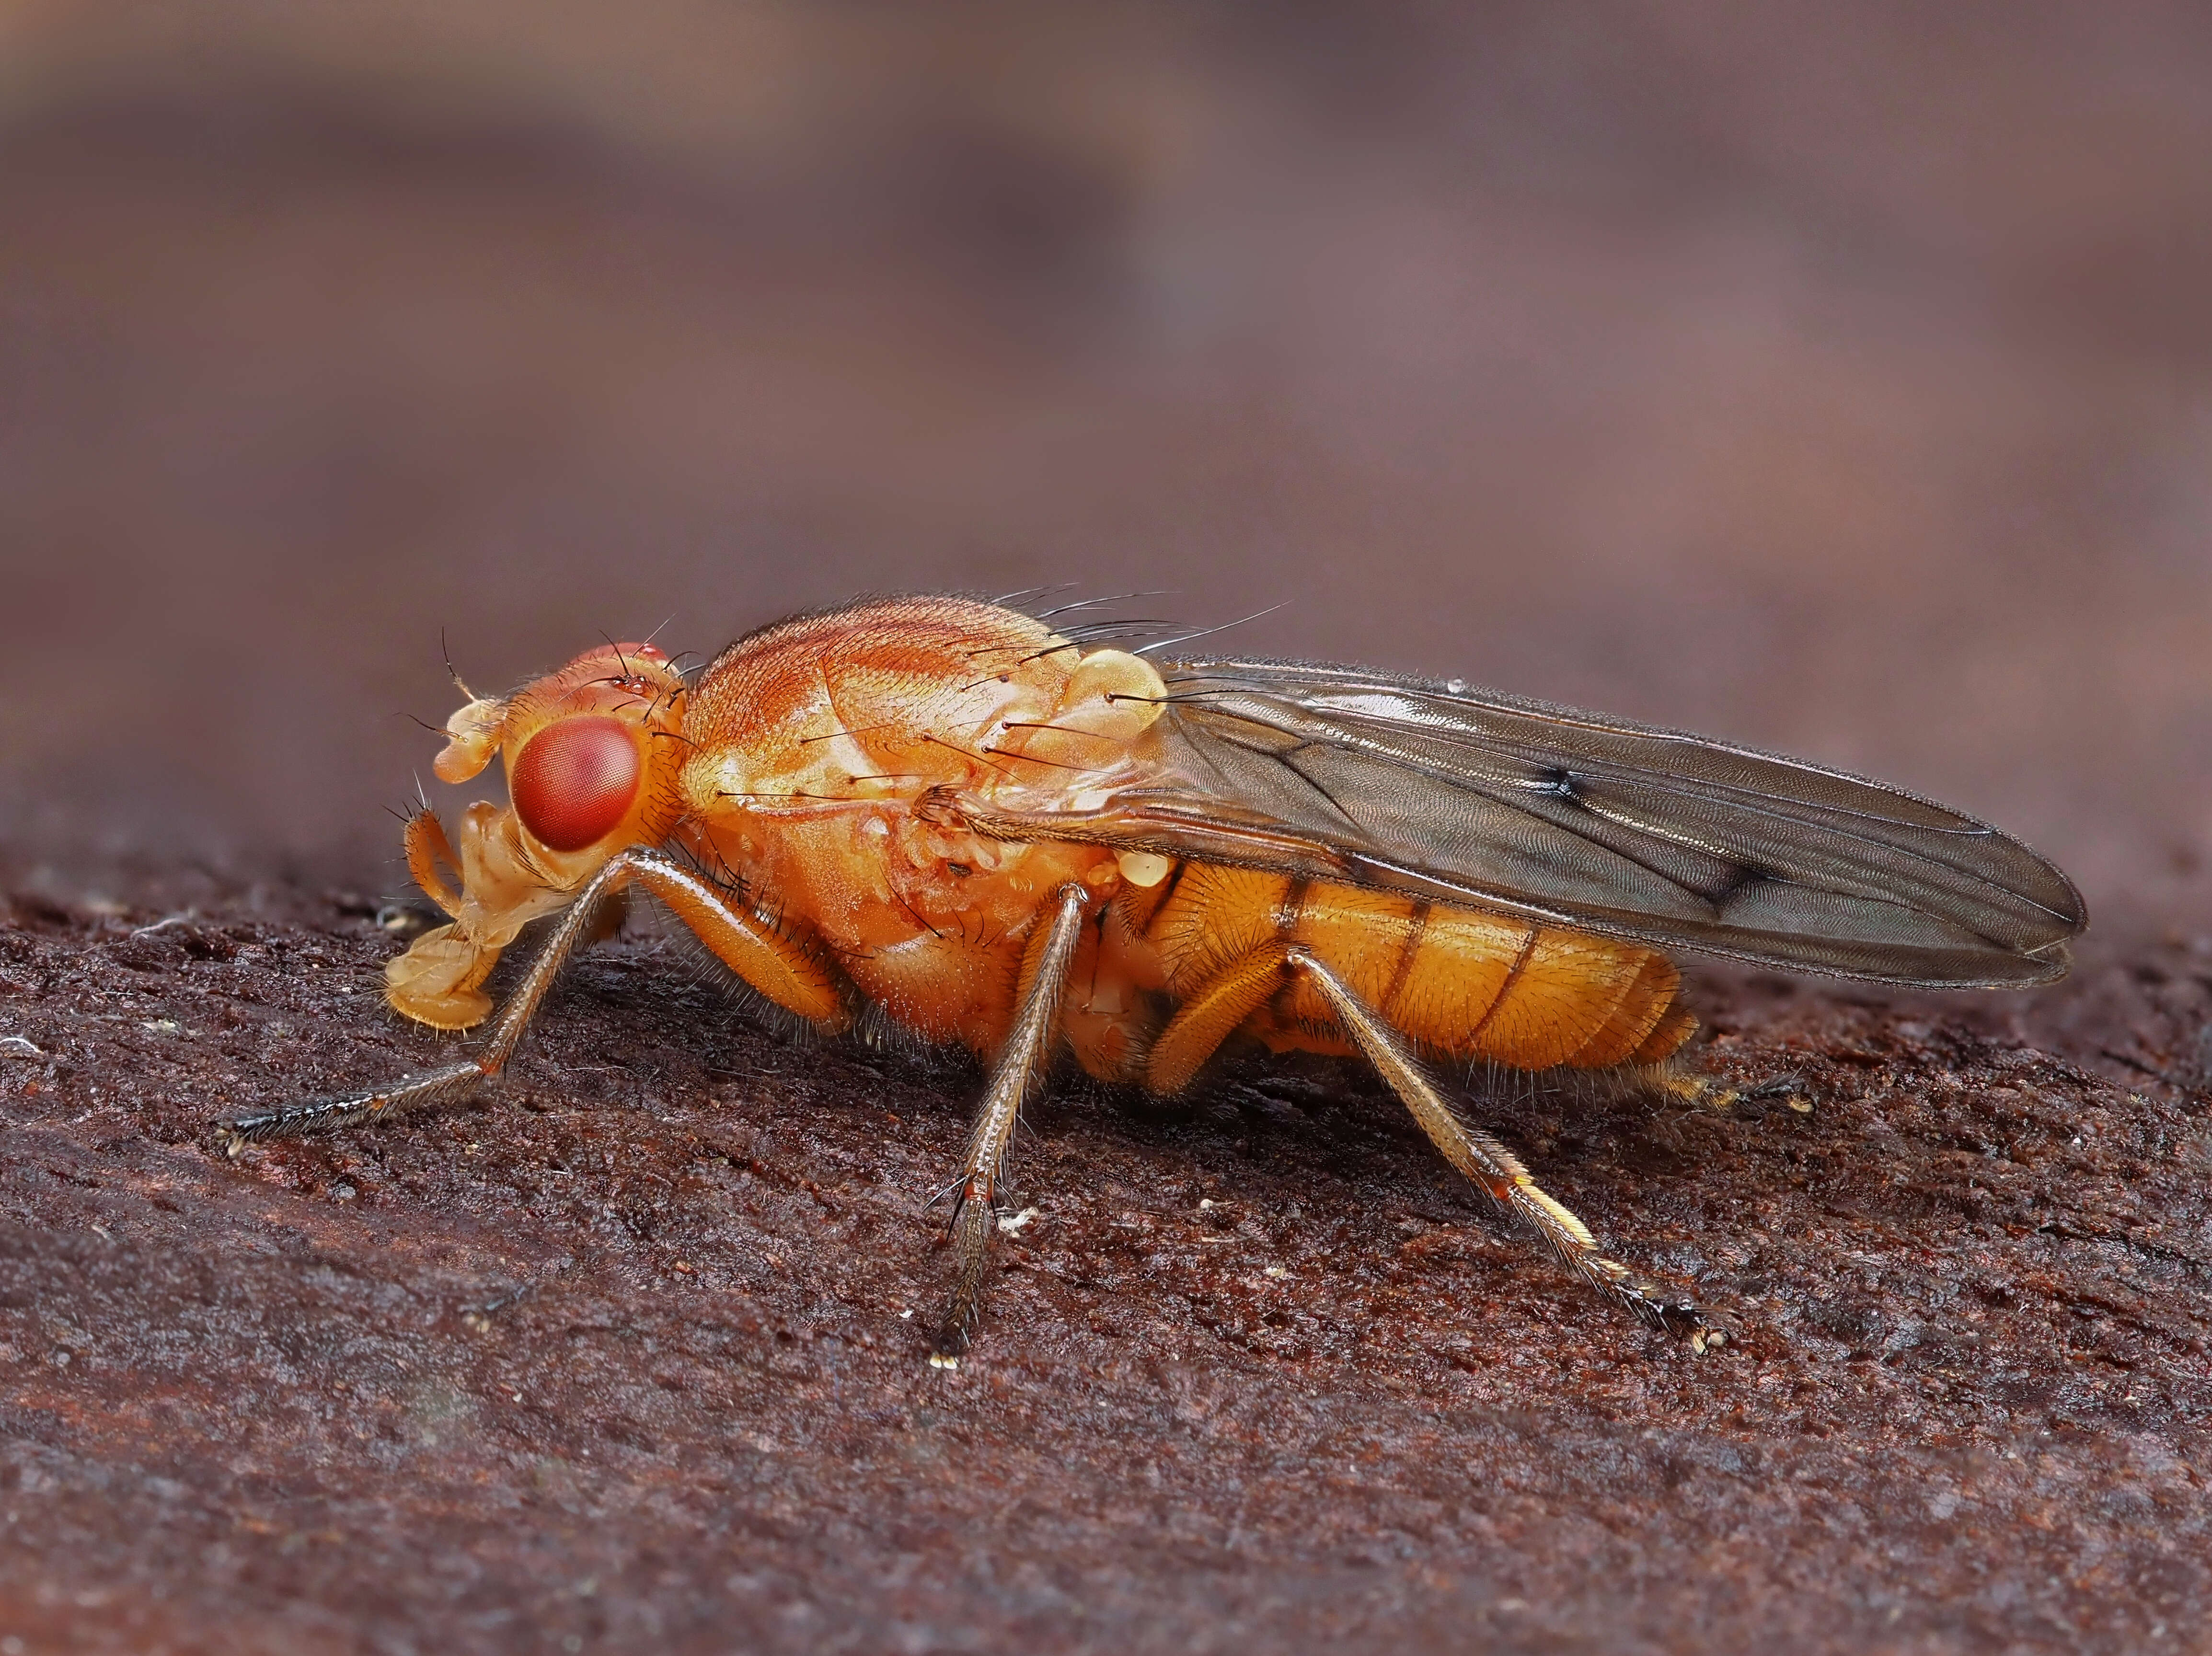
[218,595,2085,1362]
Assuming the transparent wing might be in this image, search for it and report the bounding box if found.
[986,660,2085,988]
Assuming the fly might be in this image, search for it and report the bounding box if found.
[215,596,2085,1364]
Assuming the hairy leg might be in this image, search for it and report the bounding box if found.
[1656,1069,1813,1116]
[214,847,843,1150]
[1286,947,1712,1338]
[930,882,1091,1367]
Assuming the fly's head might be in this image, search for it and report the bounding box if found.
[386,641,689,1029]
[436,641,690,861]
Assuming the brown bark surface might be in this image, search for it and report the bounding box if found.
[1,874,2204,1655]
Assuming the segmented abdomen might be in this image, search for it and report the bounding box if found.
[1139,862,1695,1071]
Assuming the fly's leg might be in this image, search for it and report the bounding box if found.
[930,882,1091,1368]
[215,1058,495,1149]
[1144,940,1290,1096]
[214,847,845,1151]
[215,854,633,1147]
[1657,1070,1813,1116]
[1658,1073,1741,1110]
[1285,947,1713,1340]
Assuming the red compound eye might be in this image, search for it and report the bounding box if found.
[510,716,642,852]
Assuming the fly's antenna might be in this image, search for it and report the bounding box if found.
[1134,602,1290,659]
[440,628,476,700]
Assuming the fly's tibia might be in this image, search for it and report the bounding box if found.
[213,1059,489,1154]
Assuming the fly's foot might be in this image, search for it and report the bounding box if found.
[213,1059,489,1152]
[1581,1254,1725,1349]
[928,1182,999,1368]
[1658,1069,1811,1116]
[1744,1070,1815,1114]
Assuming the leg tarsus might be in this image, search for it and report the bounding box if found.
[1658,1066,1811,1116]
[927,883,1090,1364]
[1658,1071,1742,1111]
[930,1184,998,1368]
[1578,1250,1708,1336]
[213,1058,490,1153]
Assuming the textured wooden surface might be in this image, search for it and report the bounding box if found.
[1,874,2204,1654]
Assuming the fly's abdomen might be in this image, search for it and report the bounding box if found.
[1144,862,1696,1081]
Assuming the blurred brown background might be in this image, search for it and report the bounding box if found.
[2,0,2209,928]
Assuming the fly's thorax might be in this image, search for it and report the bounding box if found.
[682,782,1125,1056]
[678,597,1168,825]
[661,598,1174,1042]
